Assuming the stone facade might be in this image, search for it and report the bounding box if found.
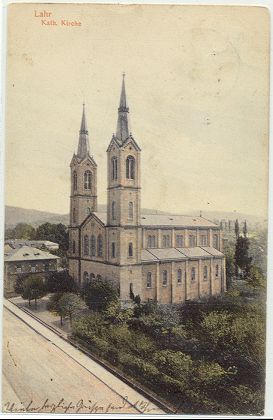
[68,76,226,304]
[4,245,60,297]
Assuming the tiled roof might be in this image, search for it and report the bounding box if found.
[177,247,212,258]
[5,239,59,249]
[140,214,218,228]
[141,246,224,262]
[4,246,60,262]
[147,248,187,261]
[200,247,224,257]
[94,212,218,228]
[141,249,159,262]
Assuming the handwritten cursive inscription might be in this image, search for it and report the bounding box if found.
[3,396,159,414]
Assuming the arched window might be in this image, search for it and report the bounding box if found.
[73,208,76,224]
[176,235,183,247]
[215,264,219,277]
[72,240,76,254]
[83,271,89,283]
[111,157,118,180]
[147,272,152,288]
[128,242,133,257]
[97,274,102,281]
[86,207,91,215]
[203,266,208,280]
[126,156,135,179]
[83,235,89,255]
[112,201,116,220]
[148,235,156,248]
[163,235,170,248]
[191,267,196,282]
[73,171,77,191]
[162,270,168,286]
[128,202,133,220]
[97,235,103,257]
[177,269,182,284]
[111,242,116,258]
[90,273,95,281]
[84,170,92,190]
[189,235,196,247]
[213,234,219,249]
[91,235,96,257]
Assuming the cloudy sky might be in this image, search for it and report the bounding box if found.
[5,4,269,217]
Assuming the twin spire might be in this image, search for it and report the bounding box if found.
[116,73,130,143]
[77,103,90,159]
[76,74,131,159]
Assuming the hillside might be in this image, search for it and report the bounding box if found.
[5,205,267,229]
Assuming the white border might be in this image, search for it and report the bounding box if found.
[0,1,272,418]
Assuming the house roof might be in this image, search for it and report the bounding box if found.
[93,212,218,228]
[4,246,60,262]
[141,246,224,262]
[5,239,59,248]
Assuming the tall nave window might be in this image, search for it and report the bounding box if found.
[111,157,118,180]
[84,170,92,189]
[91,235,96,257]
[126,156,135,179]
[112,201,116,220]
[83,235,89,255]
[128,202,133,220]
[73,171,77,191]
[163,235,170,248]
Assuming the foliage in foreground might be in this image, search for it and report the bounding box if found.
[71,286,266,415]
[20,275,47,308]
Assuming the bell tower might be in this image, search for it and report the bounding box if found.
[106,75,142,301]
[70,104,97,227]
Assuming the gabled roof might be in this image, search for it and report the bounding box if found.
[140,214,218,228]
[91,212,218,228]
[106,135,122,152]
[141,246,224,262]
[4,246,60,262]
[81,212,106,229]
[122,135,141,151]
[70,152,97,168]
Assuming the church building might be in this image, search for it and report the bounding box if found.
[68,76,226,304]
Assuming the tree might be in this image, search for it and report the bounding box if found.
[243,220,248,238]
[84,277,119,312]
[225,249,235,289]
[246,265,266,289]
[35,223,69,251]
[45,270,78,293]
[5,223,36,240]
[21,275,47,308]
[47,292,66,325]
[235,219,240,239]
[58,293,87,326]
[235,236,252,278]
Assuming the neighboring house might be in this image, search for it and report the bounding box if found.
[4,245,60,297]
[5,239,59,251]
[68,76,226,304]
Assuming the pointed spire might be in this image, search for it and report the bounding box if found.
[77,103,90,159]
[116,73,130,143]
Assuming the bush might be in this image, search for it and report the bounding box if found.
[84,277,119,312]
[153,350,192,382]
[46,270,79,293]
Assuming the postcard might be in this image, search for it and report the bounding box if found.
[1,2,270,416]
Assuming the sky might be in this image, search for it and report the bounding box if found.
[4,4,269,217]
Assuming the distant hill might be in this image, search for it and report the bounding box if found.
[4,205,168,228]
[5,205,267,229]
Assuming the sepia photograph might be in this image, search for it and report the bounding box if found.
[1,2,270,416]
